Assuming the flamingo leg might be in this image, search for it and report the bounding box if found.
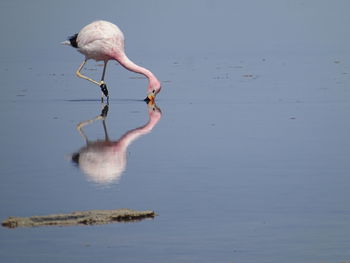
[102,119,110,141]
[101,61,108,82]
[76,59,101,86]
[76,59,109,103]
[76,104,109,143]
[100,61,109,103]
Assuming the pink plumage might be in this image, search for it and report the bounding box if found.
[64,20,161,102]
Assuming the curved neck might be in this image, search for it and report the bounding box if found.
[116,113,160,149]
[116,53,156,82]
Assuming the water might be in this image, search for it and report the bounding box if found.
[1,1,350,262]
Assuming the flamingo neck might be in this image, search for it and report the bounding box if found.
[117,117,156,149]
[116,53,158,89]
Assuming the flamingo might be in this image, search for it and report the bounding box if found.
[71,102,162,185]
[63,20,161,102]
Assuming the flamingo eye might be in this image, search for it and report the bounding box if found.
[152,89,155,94]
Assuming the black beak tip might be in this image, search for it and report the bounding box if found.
[144,96,151,103]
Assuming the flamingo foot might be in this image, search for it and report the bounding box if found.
[100,104,109,117]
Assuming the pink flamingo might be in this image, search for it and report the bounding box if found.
[63,20,161,102]
[72,102,162,185]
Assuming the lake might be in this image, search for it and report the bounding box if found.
[1,1,350,262]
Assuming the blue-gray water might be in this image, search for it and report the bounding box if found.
[1,1,350,262]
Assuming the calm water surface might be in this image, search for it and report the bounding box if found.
[1,1,350,263]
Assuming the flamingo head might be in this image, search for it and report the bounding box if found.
[146,101,162,123]
[144,78,161,103]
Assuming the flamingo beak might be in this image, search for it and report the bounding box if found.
[144,92,155,103]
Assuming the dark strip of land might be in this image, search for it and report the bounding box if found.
[2,209,156,228]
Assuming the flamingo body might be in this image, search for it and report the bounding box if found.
[65,20,161,101]
[77,21,124,62]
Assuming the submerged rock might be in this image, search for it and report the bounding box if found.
[2,209,156,228]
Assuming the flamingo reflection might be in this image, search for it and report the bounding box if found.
[71,102,161,185]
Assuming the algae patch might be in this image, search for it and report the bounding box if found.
[2,209,156,228]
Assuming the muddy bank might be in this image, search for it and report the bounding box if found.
[2,209,156,228]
